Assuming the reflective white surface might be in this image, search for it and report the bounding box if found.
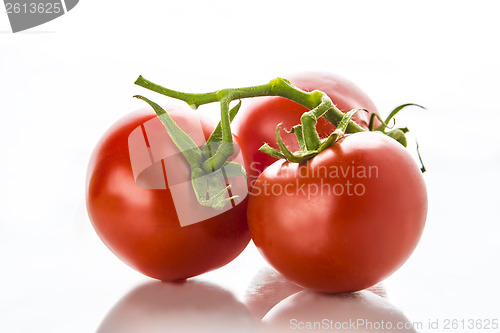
[1,1,500,332]
[261,290,416,333]
[96,280,255,333]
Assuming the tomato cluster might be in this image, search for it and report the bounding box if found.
[86,72,427,293]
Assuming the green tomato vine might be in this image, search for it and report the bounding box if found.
[134,75,424,210]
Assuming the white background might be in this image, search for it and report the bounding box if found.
[1,1,499,332]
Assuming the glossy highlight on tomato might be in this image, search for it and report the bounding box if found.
[247,131,427,293]
[86,107,250,281]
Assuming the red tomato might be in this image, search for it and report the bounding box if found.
[234,72,381,185]
[247,131,427,293]
[86,107,250,281]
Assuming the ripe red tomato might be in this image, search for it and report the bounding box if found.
[86,107,250,281]
[234,72,381,185]
[247,131,427,293]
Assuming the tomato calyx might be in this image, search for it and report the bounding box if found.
[368,103,427,172]
[259,109,361,163]
[133,95,246,210]
[368,103,426,147]
[264,102,428,165]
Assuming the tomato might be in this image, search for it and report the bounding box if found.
[86,107,250,281]
[234,72,381,185]
[247,131,427,293]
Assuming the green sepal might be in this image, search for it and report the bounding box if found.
[133,95,203,166]
[221,161,247,179]
[287,125,306,151]
[190,167,238,210]
[316,108,360,153]
[337,108,361,134]
[300,112,321,150]
[259,143,286,159]
[275,123,305,163]
[386,128,409,147]
[369,113,393,132]
[134,95,245,211]
[260,109,361,163]
[202,100,241,161]
[375,103,426,133]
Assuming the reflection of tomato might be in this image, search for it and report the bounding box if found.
[86,108,250,281]
[97,281,255,333]
[244,267,303,320]
[248,132,427,293]
[235,72,381,185]
[244,267,387,320]
[261,289,416,333]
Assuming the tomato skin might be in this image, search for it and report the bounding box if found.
[235,72,381,186]
[86,108,250,281]
[247,131,427,293]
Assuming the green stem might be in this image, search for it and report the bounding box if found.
[202,100,241,161]
[135,75,219,109]
[135,75,367,168]
[300,113,321,150]
[135,76,365,134]
[300,93,334,150]
[202,94,234,172]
